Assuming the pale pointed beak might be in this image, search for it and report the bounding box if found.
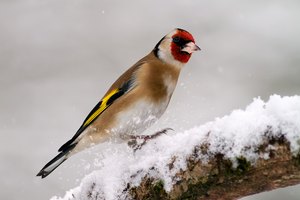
[181,42,201,54]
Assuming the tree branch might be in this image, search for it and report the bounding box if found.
[128,134,300,200]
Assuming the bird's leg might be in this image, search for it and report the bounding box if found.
[128,128,173,151]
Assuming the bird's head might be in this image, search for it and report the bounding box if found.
[154,28,200,67]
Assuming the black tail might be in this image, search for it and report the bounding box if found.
[37,144,76,178]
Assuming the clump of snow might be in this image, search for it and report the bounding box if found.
[51,95,300,200]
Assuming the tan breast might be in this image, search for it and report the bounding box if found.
[136,53,180,103]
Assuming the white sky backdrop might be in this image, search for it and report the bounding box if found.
[0,0,299,199]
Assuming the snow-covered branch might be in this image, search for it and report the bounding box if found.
[52,95,300,200]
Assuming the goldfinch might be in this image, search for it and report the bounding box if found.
[37,28,200,178]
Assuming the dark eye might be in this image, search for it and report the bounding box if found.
[173,37,180,43]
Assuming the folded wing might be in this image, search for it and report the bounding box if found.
[58,78,135,152]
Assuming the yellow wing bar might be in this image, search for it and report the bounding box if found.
[83,88,119,127]
[59,86,128,152]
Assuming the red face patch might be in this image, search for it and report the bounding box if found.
[170,30,195,63]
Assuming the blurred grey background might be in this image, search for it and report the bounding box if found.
[0,0,300,199]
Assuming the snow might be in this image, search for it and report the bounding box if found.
[51,95,300,200]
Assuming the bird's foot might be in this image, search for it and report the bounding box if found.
[128,128,173,151]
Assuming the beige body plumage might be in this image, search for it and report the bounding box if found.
[37,28,200,178]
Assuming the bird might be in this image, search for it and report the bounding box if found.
[37,28,200,178]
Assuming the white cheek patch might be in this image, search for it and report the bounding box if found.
[158,47,184,69]
[156,37,185,69]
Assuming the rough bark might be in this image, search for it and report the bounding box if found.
[127,134,300,200]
